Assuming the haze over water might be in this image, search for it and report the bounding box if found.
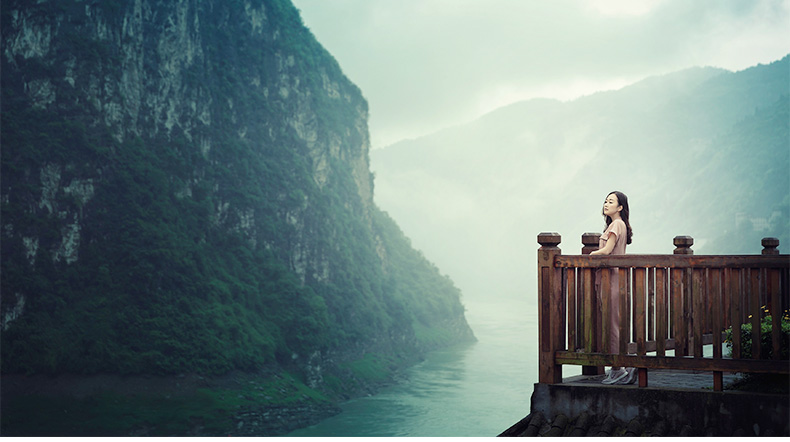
[288,297,581,437]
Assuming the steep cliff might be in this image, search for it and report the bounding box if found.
[0,0,473,435]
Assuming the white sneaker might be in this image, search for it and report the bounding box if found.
[616,367,637,385]
[602,368,628,384]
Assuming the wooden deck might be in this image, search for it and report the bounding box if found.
[563,368,741,389]
[507,233,790,436]
[537,233,789,389]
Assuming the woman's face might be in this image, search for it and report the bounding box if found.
[603,193,622,218]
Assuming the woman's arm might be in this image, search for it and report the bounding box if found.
[591,233,617,255]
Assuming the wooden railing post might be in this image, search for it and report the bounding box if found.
[672,236,693,356]
[762,237,780,255]
[580,233,604,375]
[761,238,783,360]
[538,232,563,384]
[673,236,694,255]
[581,232,600,255]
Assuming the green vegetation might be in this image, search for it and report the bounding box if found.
[725,308,790,360]
[3,390,237,436]
[724,308,790,395]
[1,371,333,437]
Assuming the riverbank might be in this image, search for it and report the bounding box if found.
[0,365,408,437]
[1,319,477,437]
[1,317,479,437]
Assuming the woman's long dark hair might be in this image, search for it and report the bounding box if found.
[603,190,633,245]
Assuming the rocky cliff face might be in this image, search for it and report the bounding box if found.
[1,0,473,394]
[4,0,370,267]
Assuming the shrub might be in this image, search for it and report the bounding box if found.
[725,307,790,360]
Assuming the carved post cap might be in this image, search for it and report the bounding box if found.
[762,237,780,255]
[581,232,601,254]
[537,232,561,248]
[673,235,694,255]
[581,232,601,246]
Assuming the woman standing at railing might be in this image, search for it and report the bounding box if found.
[591,191,634,384]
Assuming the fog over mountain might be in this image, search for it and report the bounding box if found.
[294,0,790,149]
[371,56,789,302]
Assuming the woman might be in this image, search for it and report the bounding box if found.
[591,191,634,385]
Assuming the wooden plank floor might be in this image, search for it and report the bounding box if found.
[564,369,743,390]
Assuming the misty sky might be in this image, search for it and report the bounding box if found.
[292,0,790,149]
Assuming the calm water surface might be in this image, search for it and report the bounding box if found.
[288,297,579,437]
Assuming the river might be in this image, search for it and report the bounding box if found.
[287,296,581,437]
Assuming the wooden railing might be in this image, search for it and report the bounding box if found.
[537,232,789,391]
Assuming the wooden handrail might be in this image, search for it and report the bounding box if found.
[537,233,789,391]
[555,254,789,269]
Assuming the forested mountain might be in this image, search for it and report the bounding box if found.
[372,57,789,302]
[0,0,473,435]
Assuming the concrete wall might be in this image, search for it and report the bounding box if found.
[530,381,789,436]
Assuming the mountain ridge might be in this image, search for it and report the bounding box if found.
[371,55,789,302]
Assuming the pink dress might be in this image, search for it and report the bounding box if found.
[596,219,627,354]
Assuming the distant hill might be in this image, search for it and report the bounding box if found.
[372,56,789,301]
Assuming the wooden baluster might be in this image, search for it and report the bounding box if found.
[685,268,692,358]
[710,268,723,391]
[634,268,647,356]
[668,267,675,350]
[583,268,594,355]
[560,268,567,353]
[761,238,783,361]
[769,267,782,360]
[729,267,742,359]
[710,269,723,359]
[742,270,751,325]
[723,265,732,331]
[656,267,668,356]
[538,233,563,384]
[760,237,780,328]
[748,268,761,360]
[632,268,636,343]
[648,267,655,343]
[703,268,711,335]
[692,268,704,358]
[674,236,693,357]
[784,238,790,318]
[770,268,783,361]
[671,267,686,357]
[784,267,790,335]
[761,267,768,324]
[567,268,577,352]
